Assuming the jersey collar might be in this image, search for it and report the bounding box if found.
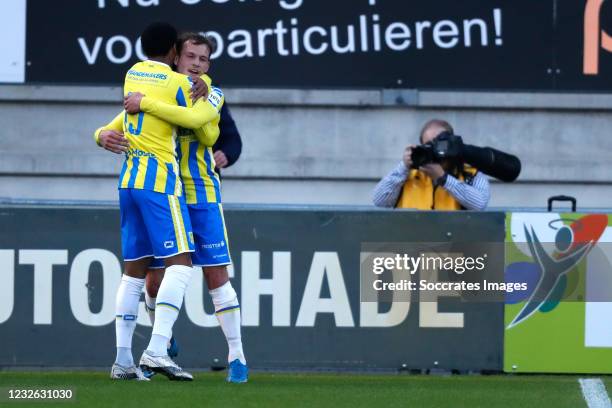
[146,60,171,70]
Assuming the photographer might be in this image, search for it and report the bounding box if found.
[372,119,490,210]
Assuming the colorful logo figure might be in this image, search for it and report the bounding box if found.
[506,214,608,328]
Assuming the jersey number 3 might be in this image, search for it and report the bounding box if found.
[124,112,144,136]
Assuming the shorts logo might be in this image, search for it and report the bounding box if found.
[189,232,194,244]
[164,241,175,249]
[202,241,225,249]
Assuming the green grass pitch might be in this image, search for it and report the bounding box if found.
[0,372,599,407]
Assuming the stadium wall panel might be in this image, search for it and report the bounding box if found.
[0,206,505,371]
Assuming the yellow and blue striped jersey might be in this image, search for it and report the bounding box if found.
[178,127,223,205]
[94,61,218,196]
[144,75,225,205]
[181,81,224,205]
[120,60,196,196]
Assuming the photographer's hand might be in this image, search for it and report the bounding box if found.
[403,145,415,169]
[420,163,445,184]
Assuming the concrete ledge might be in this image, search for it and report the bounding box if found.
[224,88,382,107]
[3,84,612,110]
[417,91,612,110]
[0,85,381,106]
[2,175,611,209]
[0,85,124,103]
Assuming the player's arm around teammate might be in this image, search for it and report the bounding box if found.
[96,23,205,382]
[124,78,224,147]
[138,33,247,383]
[95,31,247,383]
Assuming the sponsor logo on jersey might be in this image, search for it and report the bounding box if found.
[127,70,168,80]
[126,148,156,158]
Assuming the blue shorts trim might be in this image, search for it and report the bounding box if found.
[123,253,154,262]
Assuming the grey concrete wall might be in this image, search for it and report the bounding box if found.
[1,86,611,209]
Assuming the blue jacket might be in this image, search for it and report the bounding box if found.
[213,103,242,169]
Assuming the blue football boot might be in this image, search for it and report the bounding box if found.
[226,359,249,383]
[141,366,156,379]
